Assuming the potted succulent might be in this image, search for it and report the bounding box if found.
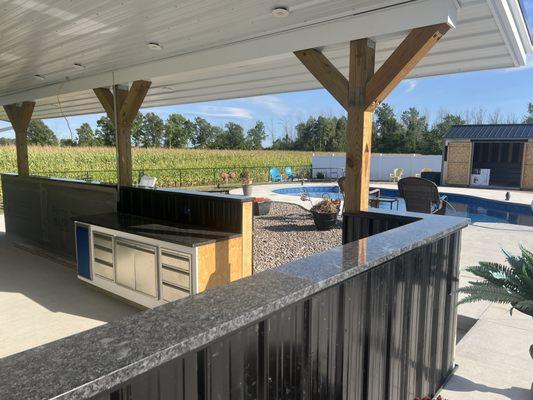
[253,197,272,216]
[310,197,341,230]
[240,169,253,196]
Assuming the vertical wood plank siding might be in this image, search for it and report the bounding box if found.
[97,214,460,400]
[118,187,245,233]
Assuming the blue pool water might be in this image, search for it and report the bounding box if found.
[273,186,533,226]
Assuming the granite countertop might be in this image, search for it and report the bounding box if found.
[75,212,241,247]
[0,210,469,400]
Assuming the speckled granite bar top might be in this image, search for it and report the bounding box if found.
[0,210,468,400]
[75,212,241,247]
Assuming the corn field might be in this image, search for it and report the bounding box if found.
[0,146,315,203]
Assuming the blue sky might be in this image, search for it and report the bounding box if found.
[1,5,532,146]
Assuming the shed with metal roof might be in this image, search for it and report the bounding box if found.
[442,124,533,189]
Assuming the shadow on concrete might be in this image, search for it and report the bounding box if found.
[444,375,532,400]
[0,233,137,322]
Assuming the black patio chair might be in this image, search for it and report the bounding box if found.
[398,177,446,215]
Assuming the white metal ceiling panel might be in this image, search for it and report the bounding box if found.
[0,0,530,120]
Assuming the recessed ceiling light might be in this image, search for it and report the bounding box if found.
[271,7,289,18]
[34,74,46,81]
[73,63,86,70]
[147,42,163,50]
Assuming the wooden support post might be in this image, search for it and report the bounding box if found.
[94,80,151,186]
[295,22,450,212]
[3,102,35,177]
[345,39,375,213]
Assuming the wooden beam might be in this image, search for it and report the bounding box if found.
[93,88,115,119]
[344,39,375,213]
[365,23,450,111]
[93,80,151,186]
[294,49,349,110]
[3,102,35,177]
[120,80,151,127]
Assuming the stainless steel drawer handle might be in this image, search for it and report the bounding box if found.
[117,242,156,254]
[161,252,189,262]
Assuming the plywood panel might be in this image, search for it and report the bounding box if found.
[520,143,533,189]
[521,165,533,190]
[446,163,470,186]
[445,142,471,186]
[241,202,253,278]
[523,143,533,165]
[197,237,243,293]
[447,142,472,163]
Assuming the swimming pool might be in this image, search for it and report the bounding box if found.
[273,185,533,226]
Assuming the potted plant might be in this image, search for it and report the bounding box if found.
[240,169,253,196]
[310,197,341,230]
[253,197,272,216]
[456,246,533,360]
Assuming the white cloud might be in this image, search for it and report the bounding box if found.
[246,95,291,116]
[403,79,418,93]
[184,105,253,119]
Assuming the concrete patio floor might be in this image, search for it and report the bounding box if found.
[0,213,137,358]
[440,221,533,400]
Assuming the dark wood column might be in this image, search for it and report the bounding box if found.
[295,23,450,212]
[94,80,151,186]
[3,101,35,177]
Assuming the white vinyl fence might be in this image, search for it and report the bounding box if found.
[312,153,442,181]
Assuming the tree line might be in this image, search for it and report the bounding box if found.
[1,103,531,155]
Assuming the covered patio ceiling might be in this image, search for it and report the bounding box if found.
[0,0,531,120]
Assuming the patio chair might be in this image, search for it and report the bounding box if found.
[285,166,301,181]
[398,177,446,215]
[269,167,283,182]
[138,175,157,188]
[389,168,404,182]
[415,167,432,178]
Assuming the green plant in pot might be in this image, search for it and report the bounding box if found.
[240,169,253,196]
[310,196,341,231]
[456,246,533,359]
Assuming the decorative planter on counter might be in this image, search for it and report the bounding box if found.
[242,184,253,196]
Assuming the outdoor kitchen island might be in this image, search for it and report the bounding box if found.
[75,211,249,308]
[74,186,253,308]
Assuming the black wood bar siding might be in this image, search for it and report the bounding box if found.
[118,187,247,233]
[95,219,461,400]
[342,211,418,243]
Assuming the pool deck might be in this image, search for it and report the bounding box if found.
[231,181,533,208]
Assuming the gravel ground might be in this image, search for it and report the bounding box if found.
[253,202,342,272]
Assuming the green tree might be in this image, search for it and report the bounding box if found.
[27,120,58,146]
[138,112,165,147]
[212,122,246,149]
[271,133,294,150]
[76,122,96,146]
[60,138,76,146]
[331,116,347,151]
[524,103,533,124]
[372,104,404,153]
[94,116,115,146]
[419,113,464,155]
[164,114,195,148]
[245,121,267,150]
[401,107,427,153]
[130,113,144,147]
[192,117,217,148]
